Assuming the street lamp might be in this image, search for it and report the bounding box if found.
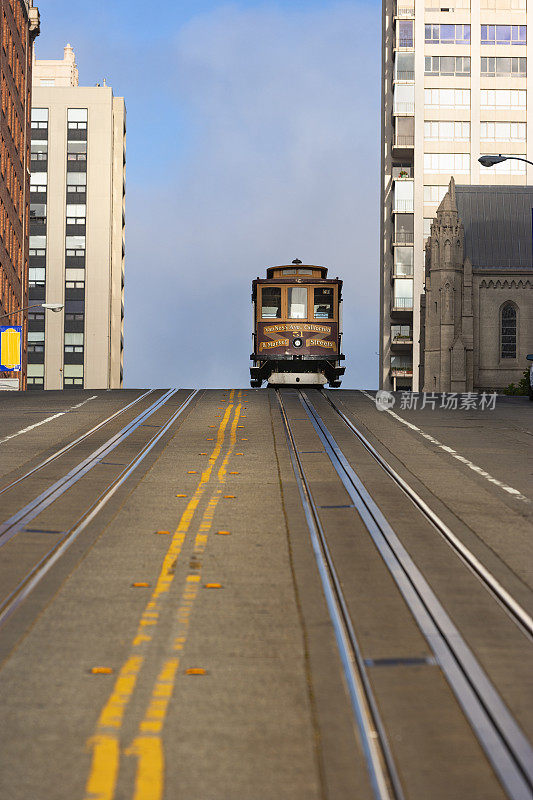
[479,154,533,169]
[0,302,64,322]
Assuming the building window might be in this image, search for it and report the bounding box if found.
[423,185,448,205]
[31,141,48,161]
[66,235,86,256]
[40,79,55,86]
[394,52,414,81]
[391,325,411,342]
[394,246,414,276]
[66,204,86,224]
[425,89,470,109]
[30,172,48,193]
[393,180,414,212]
[63,364,84,386]
[397,20,414,48]
[424,56,470,76]
[64,332,84,353]
[501,304,517,359]
[66,173,87,194]
[67,141,87,161]
[30,203,47,224]
[29,267,46,286]
[481,25,526,45]
[29,235,46,256]
[424,121,470,142]
[425,24,470,44]
[424,153,470,174]
[480,122,526,142]
[481,57,526,77]
[481,0,525,7]
[393,83,414,115]
[393,279,413,309]
[67,108,88,129]
[31,108,48,130]
[480,90,526,110]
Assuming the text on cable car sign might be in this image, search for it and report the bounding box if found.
[263,323,331,334]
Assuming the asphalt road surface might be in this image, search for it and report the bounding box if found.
[0,388,531,800]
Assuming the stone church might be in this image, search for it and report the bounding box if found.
[420,179,533,392]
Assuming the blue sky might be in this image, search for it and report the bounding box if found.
[36,1,381,388]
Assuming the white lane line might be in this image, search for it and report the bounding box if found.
[0,396,98,445]
[361,391,529,502]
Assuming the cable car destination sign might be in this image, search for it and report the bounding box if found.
[258,322,337,352]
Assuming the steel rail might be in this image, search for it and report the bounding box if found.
[0,389,200,630]
[0,389,156,497]
[321,390,533,640]
[276,389,404,800]
[298,389,533,800]
[0,388,179,549]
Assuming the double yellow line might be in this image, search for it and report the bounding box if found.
[84,391,242,800]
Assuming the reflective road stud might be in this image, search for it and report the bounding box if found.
[132,582,150,588]
[155,530,171,535]
[90,667,114,675]
[216,530,231,535]
[185,668,207,676]
[204,583,222,589]
[176,494,187,498]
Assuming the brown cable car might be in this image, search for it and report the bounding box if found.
[250,260,345,387]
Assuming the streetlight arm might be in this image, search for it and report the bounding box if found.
[479,154,533,168]
[0,302,64,322]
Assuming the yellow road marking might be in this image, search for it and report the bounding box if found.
[84,394,236,800]
[124,736,163,800]
[84,735,120,800]
[126,397,243,799]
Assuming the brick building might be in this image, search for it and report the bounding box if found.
[0,0,39,389]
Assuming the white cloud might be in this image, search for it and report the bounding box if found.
[124,2,380,388]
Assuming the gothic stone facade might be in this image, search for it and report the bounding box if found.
[420,179,533,393]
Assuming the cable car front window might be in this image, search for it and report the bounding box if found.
[261,287,281,318]
[288,287,308,319]
[314,287,333,319]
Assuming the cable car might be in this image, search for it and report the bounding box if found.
[250,260,345,387]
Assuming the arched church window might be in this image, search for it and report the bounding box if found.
[501,303,517,359]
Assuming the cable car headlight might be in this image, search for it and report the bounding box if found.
[293,337,303,348]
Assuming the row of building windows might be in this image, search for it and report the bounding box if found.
[395,87,529,114]
[398,56,528,79]
[423,121,526,142]
[397,22,528,48]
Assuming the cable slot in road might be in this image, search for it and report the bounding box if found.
[277,388,404,800]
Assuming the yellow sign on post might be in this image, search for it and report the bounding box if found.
[0,326,22,372]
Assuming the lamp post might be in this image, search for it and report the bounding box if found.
[0,303,63,390]
[478,154,533,169]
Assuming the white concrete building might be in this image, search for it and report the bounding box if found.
[27,45,125,390]
[381,0,531,391]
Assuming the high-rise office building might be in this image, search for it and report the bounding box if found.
[0,0,40,390]
[381,0,530,392]
[28,45,125,390]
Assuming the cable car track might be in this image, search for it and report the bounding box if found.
[0,389,200,631]
[277,387,533,800]
[0,388,156,497]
